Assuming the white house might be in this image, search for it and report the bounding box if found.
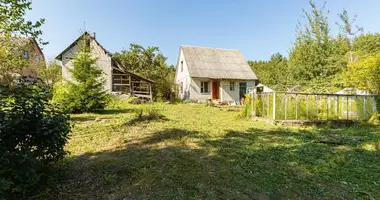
[55,32,153,100]
[175,45,258,103]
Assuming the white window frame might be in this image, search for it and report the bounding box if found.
[35,55,40,61]
[230,81,235,91]
[181,61,183,72]
[201,81,209,93]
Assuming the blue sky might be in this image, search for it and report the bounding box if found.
[26,0,380,65]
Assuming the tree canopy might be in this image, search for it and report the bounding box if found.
[113,44,176,100]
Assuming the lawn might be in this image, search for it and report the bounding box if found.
[46,101,380,200]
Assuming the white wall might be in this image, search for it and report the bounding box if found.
[90,40,112,91]
[175,49,191,99]
[60,39,112,92]
[220,80,239,102]
[189,77,212,101]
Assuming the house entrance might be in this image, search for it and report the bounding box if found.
[239,82,247,98]
[211,81,220,99]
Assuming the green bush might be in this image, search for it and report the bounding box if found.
[0,79,71,198]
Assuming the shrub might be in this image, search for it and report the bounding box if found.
[0,79,71,198]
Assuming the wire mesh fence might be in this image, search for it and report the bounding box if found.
[251,92,377,121]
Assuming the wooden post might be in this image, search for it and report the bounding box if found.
[373,96,377,113]
[316,95,319,120]
[267,93,270,118]
[364,96,367,119]
[251,92,254,117]
[306,95,309,120]
[349,96,352,119]
[327,96,330,120]
[336,96,339,120]
[262,94,265,118]
[284,94,287,120]
[295,94,298,120]
[355,95,359,120]
[253,93,257,117]
[149,83,153,102]
[273,92,276,120]
[346,96,349,119]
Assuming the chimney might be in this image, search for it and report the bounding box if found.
[92,32,96,39]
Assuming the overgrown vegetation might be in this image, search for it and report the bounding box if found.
[113,44,176,100]
[0,80,71,198]
[0,1,71,198]
[248,1,380,89]
[52,37,110,113]
[44,102,380,199]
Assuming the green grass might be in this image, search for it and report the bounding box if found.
[46,101,380,200]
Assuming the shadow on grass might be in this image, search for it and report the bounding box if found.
[70,116,97,122]
[46,126,380,200]
[94,108,136,115]
[123,113,169,126]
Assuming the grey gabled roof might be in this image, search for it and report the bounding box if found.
[180,45,258,80]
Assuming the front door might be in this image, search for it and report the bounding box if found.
[211,81,219,99]
[239,82,247,98]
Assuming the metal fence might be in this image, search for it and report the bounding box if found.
[251,92,377,121]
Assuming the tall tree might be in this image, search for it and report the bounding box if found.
[0,0,46,84]
[289,0,349,83]
[336,9,363,62]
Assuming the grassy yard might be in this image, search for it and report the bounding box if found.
[46,101,380,200]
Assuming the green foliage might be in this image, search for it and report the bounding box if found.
[0,79,71,198]
[248,53,291,85]
[352,33,380,56]
[0,0,46,84]
[113,44,176,100]
[289,1,350,83]
[0,0,45,43]
[38,60,62,88]
[344,52,380,94]
[52,38,110,113]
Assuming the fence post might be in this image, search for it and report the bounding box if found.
[267,93,270,118]
[327,96,330,120]
[336,96,339,120]
[262,94,265,118]
[285,94,287,120]
[273,92,276,120]
[355,95,359,120]
[295,94,298,120]
[306,95,309,120]
[373,96,377,113]
[364,95,367,119]
[346,96,349,120]
[316,95,319,120]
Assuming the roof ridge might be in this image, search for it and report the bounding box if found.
[180,45,240,51]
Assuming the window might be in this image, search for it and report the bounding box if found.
[180,82,183,93]
[230,81,235,91]
[180,61,183,72]
[23,51,29,59]
[35,55,40,62]
[201,81,209,93]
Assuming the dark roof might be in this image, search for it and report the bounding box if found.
[55,32,153,83]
